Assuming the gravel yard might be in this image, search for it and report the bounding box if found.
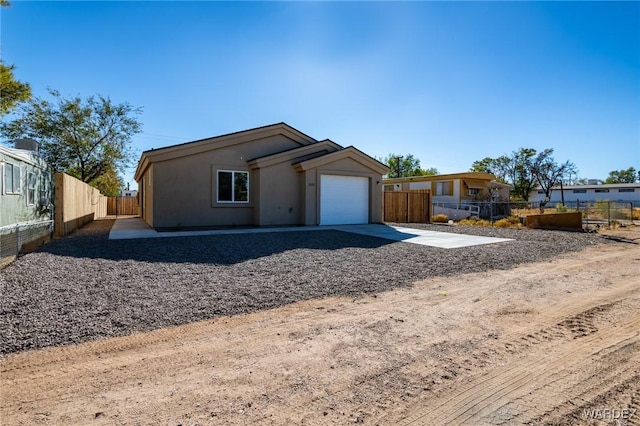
[0,219,612,354]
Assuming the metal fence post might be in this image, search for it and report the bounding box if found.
[15,224,20,256]
[490,200,494,226]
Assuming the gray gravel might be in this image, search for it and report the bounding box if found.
[1,220,613,354]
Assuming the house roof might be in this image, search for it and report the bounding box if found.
[0,145,47,168]
[532,183,640,191]
[294,146,390,175]
[134,124,389,181]
[383,172,497,185]
[134,122,318,181]
[246,139,343,169]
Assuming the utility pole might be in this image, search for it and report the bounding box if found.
[394,156,403,178]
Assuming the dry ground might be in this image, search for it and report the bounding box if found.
[1,226,639,425]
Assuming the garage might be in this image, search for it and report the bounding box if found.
[320,175,369,225]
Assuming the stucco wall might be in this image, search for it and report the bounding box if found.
[255,162,302,226]
[310,158,384,225]
[140,165,154,227]
[148,135,301,229]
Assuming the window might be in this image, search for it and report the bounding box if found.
[595,189,609,193]
[619,188,635,193]
[537,190,544,194]
[3,162,21,194]
[217,170,249,203]
[27,172,36,205]
[434,181,452,196]
[572,189,587,193]
[467,188,480,196]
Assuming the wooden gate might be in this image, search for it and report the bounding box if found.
[107,197,139,216]
[384,190,431,223]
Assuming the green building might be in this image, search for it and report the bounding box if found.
[1,139,53,262]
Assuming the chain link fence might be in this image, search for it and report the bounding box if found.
[0,220,54,266]
[433,201,639,229]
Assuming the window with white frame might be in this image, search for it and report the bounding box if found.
[27,172,36,205]
[467,188,480,196]
[217,170,249,203]
[3,162,21,194]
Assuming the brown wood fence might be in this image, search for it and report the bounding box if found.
[54,173,107,238]
[384,190,431,223]
[107,197,139,216]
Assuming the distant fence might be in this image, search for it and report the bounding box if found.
[0,220,54,267]
[433,200,639,229]
[384,190,431,223]
[107,197,138,216]
[54,173,107,238]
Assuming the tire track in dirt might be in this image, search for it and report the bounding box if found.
[2,241,638,425]
[2,240,628,372]
[389,301,640,425]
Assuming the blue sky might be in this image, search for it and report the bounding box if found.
[2,1,639,187]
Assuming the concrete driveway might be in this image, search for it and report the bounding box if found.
[108,218,511,249]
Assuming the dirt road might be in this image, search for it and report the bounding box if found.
[1,227,639,425]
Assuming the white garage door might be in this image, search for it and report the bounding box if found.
[320,175,369,225]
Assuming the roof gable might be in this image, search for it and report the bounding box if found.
[135,123,317,181]
[247,140,342,169]
[294,146,390,175]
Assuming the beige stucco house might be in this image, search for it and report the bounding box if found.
[134,123,389,229]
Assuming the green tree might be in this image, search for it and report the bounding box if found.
[604,167,637,184]
[531,149,577,211]
[0,89,142,195]
[0,63,31,115]
[0,2,32,115]
[383,154,438,178]
[469,156,510,183]
[470,148,576,201]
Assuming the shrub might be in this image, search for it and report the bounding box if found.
[494,216,522,228]
[433,214,449,223]
[458,217,491,227]
[555,203,568,213]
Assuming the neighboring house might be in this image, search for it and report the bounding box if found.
[529,183,640,205]
[134,123,389,229]
[1,139,53,263]
[383,172,510,202]
[1,139,52,227]
[383,172,510,220]
[121,189,138,198]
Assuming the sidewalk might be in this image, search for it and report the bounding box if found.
[108,218,512,249]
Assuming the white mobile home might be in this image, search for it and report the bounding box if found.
[529,183,640,204]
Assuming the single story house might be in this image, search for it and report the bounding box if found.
[134,123,389,229]
[1,139,53,263]
[529,183,640,205]
[383,172,510,220]
[383,172,510,202]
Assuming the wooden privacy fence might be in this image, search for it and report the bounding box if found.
[384,190,431,223]
[107,197,139,216]
[54,173,107,238]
